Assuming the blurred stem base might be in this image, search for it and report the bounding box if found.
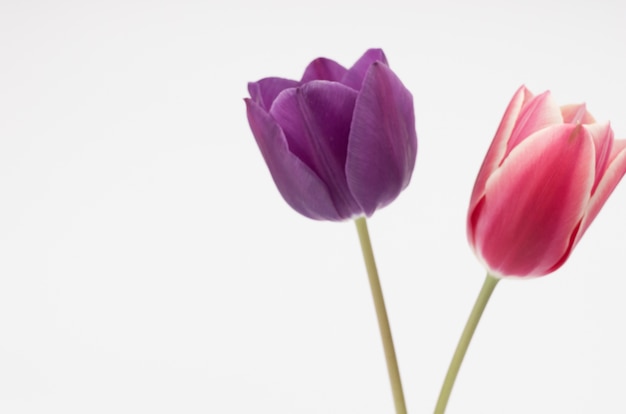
[354,217,407,414]
[434,273,500,414]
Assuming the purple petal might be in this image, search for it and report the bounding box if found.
[248,77,299,111]
[301,57,347,83]
[269,81,362,219]
[341,48,388,91]
[345,62,417,216]
[245,98,342,220]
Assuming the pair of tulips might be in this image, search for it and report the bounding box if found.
[246,48,626,278]
[244,49,626,412]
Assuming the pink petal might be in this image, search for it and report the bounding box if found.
[576,138,626,244]
[468,86,533,243]
[472,124,595,277]
[585,122,614,193]
[561,103,596,124]
[505,91,563,157]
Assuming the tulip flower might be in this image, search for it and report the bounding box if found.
[468,85,626,278]
[245,48,417,221]
[435,86,626,414]
[245,49,416,414]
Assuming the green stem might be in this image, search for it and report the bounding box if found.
[354,217,407,414]
[434,274,500,414]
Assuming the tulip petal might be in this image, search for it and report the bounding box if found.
[301,57,347,82]
[269,81,362,219]
[561,103,596,124]
[346,62,417,216]
[585,122,614,193]
[248,78,299,110]
[468,86,533,234]
[473,124,594,277]
[576,137,626,244]
[505,91,562,156]
[341,48,388,91]
[245,98,341,220]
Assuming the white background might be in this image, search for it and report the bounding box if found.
[1,1,625,413]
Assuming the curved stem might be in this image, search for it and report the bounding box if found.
[434,274,500,414]
[354,217,407,414]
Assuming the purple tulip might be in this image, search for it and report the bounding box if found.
[245,49,417,221]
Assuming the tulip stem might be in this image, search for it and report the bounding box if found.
[354,217,407,414]
[433,273,499,413]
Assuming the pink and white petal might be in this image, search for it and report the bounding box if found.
[248,78,299,110]
[505,91,563,156]
[472,124,594,277]
[345,62,417,216]
[468,86,532,235]
[341,48,388,91]
[576,138,626,244]
[245,98,341,220]
[584,122,614,192]
[301,57,347,82]
[561,103,596,124]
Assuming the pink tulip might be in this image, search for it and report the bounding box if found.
[468,86,626,278]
